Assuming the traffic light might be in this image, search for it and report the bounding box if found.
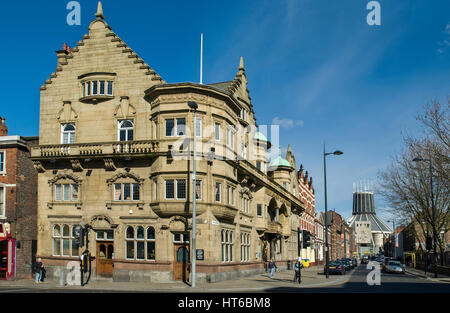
[303,230,311,248]
[74,225,85,249]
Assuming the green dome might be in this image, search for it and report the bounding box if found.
[253,132,268,142]
[268,149,293,171]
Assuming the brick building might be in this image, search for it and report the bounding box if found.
[322,210,356,261]
[297,164,316,264]
[0,117,39,279]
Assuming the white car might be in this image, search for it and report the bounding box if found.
[384,261,405,274]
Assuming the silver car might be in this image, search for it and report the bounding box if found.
[384,260,405,274]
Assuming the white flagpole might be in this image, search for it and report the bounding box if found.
[200,33,203,85]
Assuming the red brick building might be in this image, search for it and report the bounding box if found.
[0,117,39,279]
[297,165,317,264]
[324,210,356,261]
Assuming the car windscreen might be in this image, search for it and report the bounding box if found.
[388,261,401,266]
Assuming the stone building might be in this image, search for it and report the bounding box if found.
[31,3,305,283]
[0,117,39,280]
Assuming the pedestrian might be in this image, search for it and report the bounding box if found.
[268,259,277,279]
[293,258,303,284]
[34,258,43,284]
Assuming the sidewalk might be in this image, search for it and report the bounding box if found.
[405,267,450,284]
[0,266,350,293]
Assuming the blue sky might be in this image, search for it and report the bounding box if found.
[0,0,449,223]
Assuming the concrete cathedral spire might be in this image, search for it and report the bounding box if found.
[95,1,105,20]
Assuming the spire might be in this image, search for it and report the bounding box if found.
[95,1,105,19]
[239,56,245,72]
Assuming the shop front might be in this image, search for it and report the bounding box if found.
[0,223,15,280]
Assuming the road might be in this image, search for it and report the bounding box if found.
[265,263,450,293]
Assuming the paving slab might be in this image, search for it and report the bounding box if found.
[0,266,351,293]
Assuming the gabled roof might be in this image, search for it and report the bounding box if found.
[40,1,165,91]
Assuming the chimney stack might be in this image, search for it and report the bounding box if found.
[0,117,8,136]
[56,43,71,67]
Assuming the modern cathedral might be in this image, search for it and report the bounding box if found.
[32,2,306,283]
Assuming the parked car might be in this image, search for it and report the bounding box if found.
[383,260,405,274]
[324,260,346,275]
[341,258,355,269]
[382,257,392,271]
[340,259,352,271]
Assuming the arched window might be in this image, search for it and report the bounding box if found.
[147,227,156,260]
[136,226,145,260]
[61,124,76,144]
[221,230,233,263]
[126,226,135,259]
[119,120,134,142]
[52,224,78,257]
[125,226,156,261]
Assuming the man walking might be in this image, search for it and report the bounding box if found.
[34,258,43,284]
[268,259,277,279]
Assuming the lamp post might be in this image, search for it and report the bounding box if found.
[188,101,198,287]
[387,218,396,258]
[413,156,438,278]
[323,144,343,279]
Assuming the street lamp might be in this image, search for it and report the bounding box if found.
[188,101,198,287]
[413,156,438,278]
[387,218,396,259]
[323,144,343,279]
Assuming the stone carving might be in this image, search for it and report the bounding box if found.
[57,101,78,122]
[106,170,144,185]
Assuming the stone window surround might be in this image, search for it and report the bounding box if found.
[106,170,144,208]
[48,174,83,210]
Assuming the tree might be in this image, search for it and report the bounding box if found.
[378,99,449,255]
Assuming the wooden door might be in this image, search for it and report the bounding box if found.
[174,244,190,282]
[96,242,114,277]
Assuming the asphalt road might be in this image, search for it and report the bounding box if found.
[265,263,450,293]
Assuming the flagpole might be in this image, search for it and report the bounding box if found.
[200,33,203,85]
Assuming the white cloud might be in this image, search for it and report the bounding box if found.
[271,117,304,129]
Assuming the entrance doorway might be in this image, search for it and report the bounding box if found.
[96,242,114,277]
[173,244,190,282]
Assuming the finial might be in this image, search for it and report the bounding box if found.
[239,56,245,71]
[95,1,105,19]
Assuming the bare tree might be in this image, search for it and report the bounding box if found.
[378,100,450,254]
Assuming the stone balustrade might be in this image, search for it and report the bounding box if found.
[31,140,159,158]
